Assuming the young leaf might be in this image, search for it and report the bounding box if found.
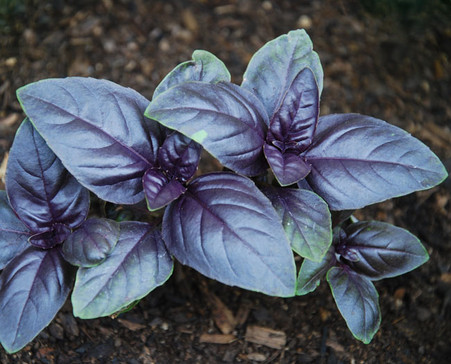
[264,144,311,186]
[296,249,335,295]
[341,221,429,280]
[61,218,120,267]
[153,50,231,98]
[28,224,72,250]
[267,67,319,152]
[0,191,30,269]
[242,29,323,118]
[72,221,173,319]
[0,247,73,353]
[5,119,89,248]
[304,114,449,210]
[163,172,297,297]
[143,169,186,211]
[17,77,160,204]
[146,81,269,176]
[262,186,332,262]
[158,132,202,182]
[327,266,381,344]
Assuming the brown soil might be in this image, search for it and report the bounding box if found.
[1,1,451,363]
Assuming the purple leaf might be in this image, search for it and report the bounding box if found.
[158,132,202,182]
[327,266,381,344]
[262,187,332,261]
[71,221,173,319]
[0,247,73,353]
[267,68,319,152]
[340,221,429,280]
[242,29,323,118]
[143,169,186,211]
[17,77,161,204]
[146,82,269,176]
[5,119,89,248]
[0,191,30,269]
[296,249,335,295]
[163,172,296,297]
[304,114,449,210]
[153,50,231,99]
[62,218,120,267]
[29,223,72,250]
[264,143,311,186]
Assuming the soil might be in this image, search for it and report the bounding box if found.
[1,1,451,363]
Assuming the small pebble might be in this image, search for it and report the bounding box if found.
[297,15,312,30]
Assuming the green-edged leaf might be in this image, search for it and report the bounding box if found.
[342,221,430,280]
[71,221,173,319]
[296,249,335,295]
[163,172,297,297]
[0,247,73,353]
[153,50,231,98]
[263,187,332,261]
[146,81,269,176]
[242,29,323,118]
[61,218,120,267]
[0,191,30,269]
[327,266,381,344]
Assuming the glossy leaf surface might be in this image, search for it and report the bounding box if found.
[340,221,429,280]
[0,191,30,269]
[17,77,159,204]
[158,132,202,182]
[296,249,335,295]
[327,266,381,344]
[267,67,319,152]
[62,218,120,267]
[143,169,186,211]
[242,29,323,118]
[163,172,296,297]
[5,119,89,248]
[0,247,73,353]
[262,187,331,261]
[153,50,231,98]
[146,81,269,176]
[72,222,173,319]
[304,114,449,210]
[264,144,311,186]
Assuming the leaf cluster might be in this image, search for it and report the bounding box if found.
[0,30,447,353]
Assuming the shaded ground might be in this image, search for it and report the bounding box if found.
[1,0,451,363]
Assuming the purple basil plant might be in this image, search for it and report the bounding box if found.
[0,29,447,353]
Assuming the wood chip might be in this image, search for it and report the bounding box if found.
[182,9,199,34]
[210,294,236,334]
[244,325,286,349]
[117,318,146,331]
[440,272,451,285]
[199,283,236,334]
[245,352,267,361]
[198,333,236,344]
[0,113,20,129]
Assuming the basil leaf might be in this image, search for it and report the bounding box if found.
[327,266,381,344]
[72,222,173,319]
[163,172,296,297]
[17,78,160,204]
[304,114,448,210]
